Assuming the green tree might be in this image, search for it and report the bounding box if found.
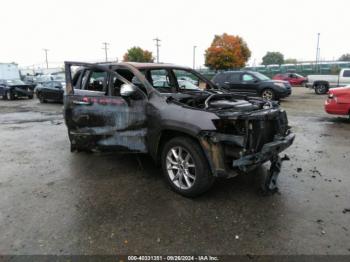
[284,58,298,64]
[262,51,284,65]
[123,47,154,62]
[338,54,350,61]
[204,33,251,70]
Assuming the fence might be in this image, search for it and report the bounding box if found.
[197,61,350,79]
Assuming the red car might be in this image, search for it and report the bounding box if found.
[324,86,350,117]
[273,73,307,86]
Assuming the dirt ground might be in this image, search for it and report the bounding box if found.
[0,87,349,255]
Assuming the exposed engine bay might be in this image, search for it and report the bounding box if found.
[167,90,279,113]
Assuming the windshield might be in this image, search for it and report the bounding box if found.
[53,75,65,81]
[251,72,270,81]
[6,79,25,85]
[178,80,200,90]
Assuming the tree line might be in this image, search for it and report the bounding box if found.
[122,35,350,69]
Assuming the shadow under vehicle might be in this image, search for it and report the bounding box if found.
[63,62,295,197]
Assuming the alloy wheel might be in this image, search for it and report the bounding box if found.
[262,90,274,100]
[166,146,196,190]
[316,85,326,94]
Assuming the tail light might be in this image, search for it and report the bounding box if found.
[328,93,334,99]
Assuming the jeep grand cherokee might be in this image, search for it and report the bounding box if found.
[63,62,295,197]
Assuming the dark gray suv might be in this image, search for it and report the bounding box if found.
[63,62,295,197]
[212,71,292,100]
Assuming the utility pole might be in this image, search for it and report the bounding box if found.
[193,45,197,69]
[43,48,49,69]
[153,37,161,63]
[102,42,109,62]
[315,33,320,72]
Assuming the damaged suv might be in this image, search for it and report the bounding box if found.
[63,62,295,197]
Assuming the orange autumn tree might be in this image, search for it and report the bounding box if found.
[205,33,251,71]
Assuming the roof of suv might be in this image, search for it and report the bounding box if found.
[218,70,255,74]
[93,62,191,70]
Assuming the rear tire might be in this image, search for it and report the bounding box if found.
[261,88,276,101]
[161,136,215,197]
[314,84,328,94]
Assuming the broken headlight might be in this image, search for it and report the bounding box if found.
[212,119,246,135]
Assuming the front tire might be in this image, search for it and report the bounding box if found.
[161,136,215,197]
[261,88,276,101]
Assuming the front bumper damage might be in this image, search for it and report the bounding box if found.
[198,109,295,190]
[199,132,294,177]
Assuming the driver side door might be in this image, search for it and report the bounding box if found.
[64,62,147,152]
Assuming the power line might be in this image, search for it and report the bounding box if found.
[102,42,109,62]
[153,37,161,63]
[315,33,320,72]
[43,48,49,69]
[193,45,197,69]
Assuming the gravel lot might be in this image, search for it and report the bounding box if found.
[0,87,349,255]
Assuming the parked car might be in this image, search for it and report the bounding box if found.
[35,81,64,103]
[63,61,295,197]
[306,68,350,94]
[212,71,292,101]
[0,79,34,100]
[324,86,350,117]
[273,73,307,86]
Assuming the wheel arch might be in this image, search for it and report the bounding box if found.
[154,129,202,163]
[313,81,329,88]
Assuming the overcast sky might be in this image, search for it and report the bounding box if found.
[1,0,349,68]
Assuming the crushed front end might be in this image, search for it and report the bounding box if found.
[196,95,295,189]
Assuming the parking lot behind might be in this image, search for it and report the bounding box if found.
[0,87,350,255]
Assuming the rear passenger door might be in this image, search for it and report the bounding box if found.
[64,62,147,152]
[226,73,242,92]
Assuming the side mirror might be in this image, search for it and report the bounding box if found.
[120,84,137,97]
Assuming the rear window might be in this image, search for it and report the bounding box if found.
[343,70,350,77]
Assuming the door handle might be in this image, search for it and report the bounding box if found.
[73,100,92,105]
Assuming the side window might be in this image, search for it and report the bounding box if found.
[148,69,173,93]
[173,69,203,90]
[213,73,226,83]
[115,68,146,94]
[242,74,254,82]
[82,70,108,92]
[228,73,240,82]
[343,70,350,77]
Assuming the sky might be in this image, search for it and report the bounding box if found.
[1,0,349,69]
